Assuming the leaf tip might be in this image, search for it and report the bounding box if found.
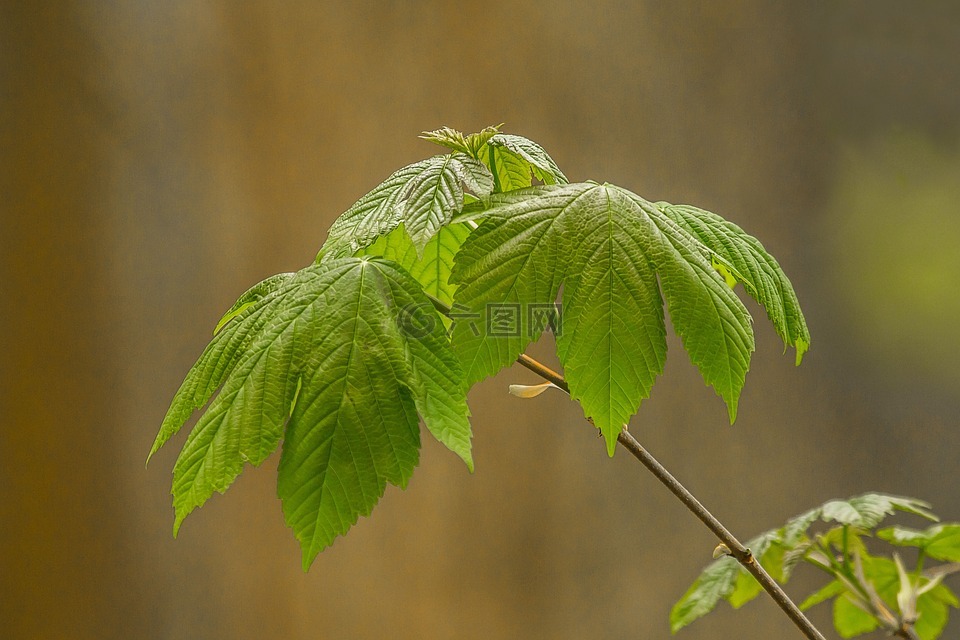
[213,302,253,336]
[301,546,322,573]
[605,434,618,458]
[456,439,475,473]
[145,441,162,466]
[794,339,810,366]
[726,399,739,425]
[212,317,229,336]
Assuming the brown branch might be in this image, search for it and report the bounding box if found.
[513,353,827,640]
[426,295,827,639]
[895,625,921,640]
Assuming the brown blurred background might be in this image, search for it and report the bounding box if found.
[3,2,959,639]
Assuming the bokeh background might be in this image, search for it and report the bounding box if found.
[3,2,959,638]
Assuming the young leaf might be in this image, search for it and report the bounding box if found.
[863,553,958,640]
[783,507,822,545]
[319,154,492,259]
[484,133,568,188]
[820,494,936,529]
[483,142,538,192]
[818,524,863,547]
[355,222,472,309]
[705,529,783,609]
[878,524,960,562]
[728,533,787,608]
[800,580,844,610]
[320,159,436,258]
[670,556,740,633]
[833,592,880,638]
[674,493,942,634]
[656,202,811,364]
[451,182,755,453]
[155,258,472,570]
[727,570,762,610]
[400,154,492,255]
[913,584,956,640]
[922,526,960,562]
[420,124,502,158]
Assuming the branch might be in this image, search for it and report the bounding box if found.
[425,294,827,639]
[896,626,921,640]
[514,355,827,640]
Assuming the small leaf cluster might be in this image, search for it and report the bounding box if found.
[151,125,810,568]
[672,493,960,639]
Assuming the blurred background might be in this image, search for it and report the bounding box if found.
[2,2,959,638]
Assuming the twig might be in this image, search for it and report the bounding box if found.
[514,354,826,640]
[896,625,921,640]
[616,430,826,640]
[426,295,828,639]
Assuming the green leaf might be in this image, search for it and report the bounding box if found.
[656,202,811,364]
[674,493,942,632]
[781,539,816,579]
[320,159,435,259]
[821,494,936,529]
[878,524,960,562]
[355,222,472,309]
[420,124,502,158]
[760,539,788,583]
[485,133,568,187]
[727,569,763,610]
[484,142,538,192]
[778,494,936,551]
[925,528,960,563]
[878,525,936,547]
[638,195,754,424]
[726,530,784,609]
[453,153,497,200]
[833,592,880,638]
[399,154,492,255]
[318,154,492,260]
[783,507,822,545]
[157,258,472,569]
[150,274,295,462]
[670,556,739,633]
[930,583,960,608]
[817,524,865,549]
[556,187,671,454]
[800,580,844,610]
[213,272,295,336]
[451,182,755,454]
[450,184,576,389]
[278,259,473,569]
[804,548,956,640]
[914,584,955,640]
